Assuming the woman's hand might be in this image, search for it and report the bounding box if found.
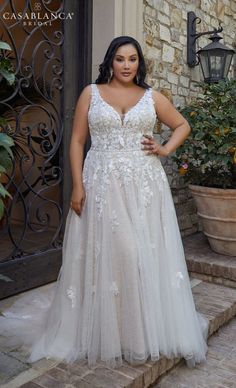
[70,185,86,217]
[141,134,170,157]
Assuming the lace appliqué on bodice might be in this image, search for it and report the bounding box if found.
[87,84,156,151]
[83,84,168,219]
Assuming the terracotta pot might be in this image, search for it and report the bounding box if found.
[189,185,236,256]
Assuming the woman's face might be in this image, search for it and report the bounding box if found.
[112,44,139,84]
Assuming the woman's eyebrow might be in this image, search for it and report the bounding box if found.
[115,54,138,58]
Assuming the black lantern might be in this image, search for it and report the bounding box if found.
[187,11,235,83]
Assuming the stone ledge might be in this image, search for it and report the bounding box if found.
[189,272,236,289]
[184,232,236,287]
[16,281,236,388]
[192,282,236,337]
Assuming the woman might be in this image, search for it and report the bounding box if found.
[0,36,208,369]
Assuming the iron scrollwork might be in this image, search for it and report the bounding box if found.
[0,0,65,261]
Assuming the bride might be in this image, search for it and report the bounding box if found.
[0,35,208,369]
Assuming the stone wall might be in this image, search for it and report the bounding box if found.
[143,0,236,236]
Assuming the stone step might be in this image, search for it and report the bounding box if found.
[153,317,236,387]
[5,280,236,388]
[184,232,236,288]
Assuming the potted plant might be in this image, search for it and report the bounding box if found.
[173,79,236,256]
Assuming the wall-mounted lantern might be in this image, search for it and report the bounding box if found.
[187,11,235,83]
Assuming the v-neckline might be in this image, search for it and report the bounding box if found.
[95,84,148,126]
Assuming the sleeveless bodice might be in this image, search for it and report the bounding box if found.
[88,84,157,151]
[83,84,167,219]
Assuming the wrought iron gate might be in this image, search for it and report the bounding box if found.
[0,0,92,299]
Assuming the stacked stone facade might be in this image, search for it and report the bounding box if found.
[143,0,236,235]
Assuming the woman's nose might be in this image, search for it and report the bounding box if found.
[123,61,130,69]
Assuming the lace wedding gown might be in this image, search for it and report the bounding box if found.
[0,84,208,369]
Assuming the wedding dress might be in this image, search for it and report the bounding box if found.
[0,84,208,369]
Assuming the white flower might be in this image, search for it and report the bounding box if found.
[66,286,76,308]
[110,281,119,296]
[171,271,184,288]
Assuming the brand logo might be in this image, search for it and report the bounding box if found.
[34,3,42,11]
[3,4,74,26]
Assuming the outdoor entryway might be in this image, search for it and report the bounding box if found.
[0,0,92,299]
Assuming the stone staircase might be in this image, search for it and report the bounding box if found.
[185,232,236,289]
[1,232,236,388]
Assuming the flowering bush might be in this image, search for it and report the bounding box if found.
[173,79,236,189]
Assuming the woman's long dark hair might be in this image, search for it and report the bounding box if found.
[95,36,150,89]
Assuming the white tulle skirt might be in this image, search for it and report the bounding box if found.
[0,153,208,369]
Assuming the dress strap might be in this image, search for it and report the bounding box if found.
[90,83,99,106]
[147,87,155,107]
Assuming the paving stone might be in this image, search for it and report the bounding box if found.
[32,373,67,387]
[0,368,43,388]
[0,351,30,385]
[8,346,32,364]
[45,367,72,383]
[31,357,58,372]
[116,362,144,381]
[73,380,98,387]
[0,335,18,353]
[153,317,236,387]
[82,366,133,387]
[124,362,153,387]
[56,361,93,379]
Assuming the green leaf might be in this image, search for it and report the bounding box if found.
[0,68,15,85]
[0,133,15,147]
[0,144,13,158]
[0,182,12,198]
[0,165,6,173]
[207,143,215,153]
[0,41,12,51]
[218,143,231,152]
[194,131,205,140]
[0,117,8,126]
[0,134,14,159]
[0,149,13,170]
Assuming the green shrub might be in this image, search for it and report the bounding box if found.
[173,79,236,189]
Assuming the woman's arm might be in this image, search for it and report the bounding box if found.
[69,84,91,216]
[141,90,191,156]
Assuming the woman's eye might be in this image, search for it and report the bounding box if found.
[115,58,137,62]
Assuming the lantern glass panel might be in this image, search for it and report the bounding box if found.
[199,52,210,79]
[223,54,233,77]
[209,53,224,79]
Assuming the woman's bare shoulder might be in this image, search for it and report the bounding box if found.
[76,84,93,106]
[150,89,170,104]
[80,84,93,97]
